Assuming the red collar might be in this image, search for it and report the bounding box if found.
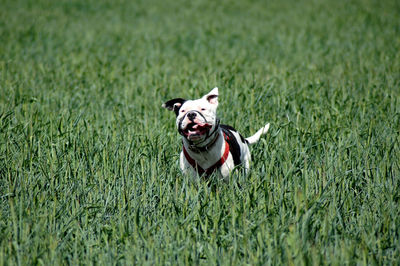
[183,133,230,178]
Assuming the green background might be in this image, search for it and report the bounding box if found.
[1,0,399,264]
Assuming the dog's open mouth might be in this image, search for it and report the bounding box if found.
[183,123,212,139]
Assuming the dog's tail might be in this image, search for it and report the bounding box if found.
[245,123,270,145]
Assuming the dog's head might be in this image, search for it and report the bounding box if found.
[163,87,219,143]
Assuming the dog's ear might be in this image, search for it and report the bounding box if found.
[162,98,186,116]
[202,87,218,105]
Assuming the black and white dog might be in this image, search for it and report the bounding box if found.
[163,87,270,180]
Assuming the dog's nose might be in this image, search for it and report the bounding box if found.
[187,112,197,121]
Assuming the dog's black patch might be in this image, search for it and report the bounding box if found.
[220,124,236,132]
[163,98,186,116]
[221,124,243,167]
[240,134,248,144]
[220,124,248,144]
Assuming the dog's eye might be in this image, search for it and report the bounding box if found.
[181,110,185,113]
[201,108,206,111]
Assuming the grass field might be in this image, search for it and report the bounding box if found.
[1,0,400,264]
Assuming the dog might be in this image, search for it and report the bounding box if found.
[162,87,270,180]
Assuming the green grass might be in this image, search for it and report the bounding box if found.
[1,0,400,264]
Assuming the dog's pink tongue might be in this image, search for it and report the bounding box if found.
[187,123,211,137]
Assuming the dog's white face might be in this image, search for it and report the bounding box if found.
[163,87,219,143]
